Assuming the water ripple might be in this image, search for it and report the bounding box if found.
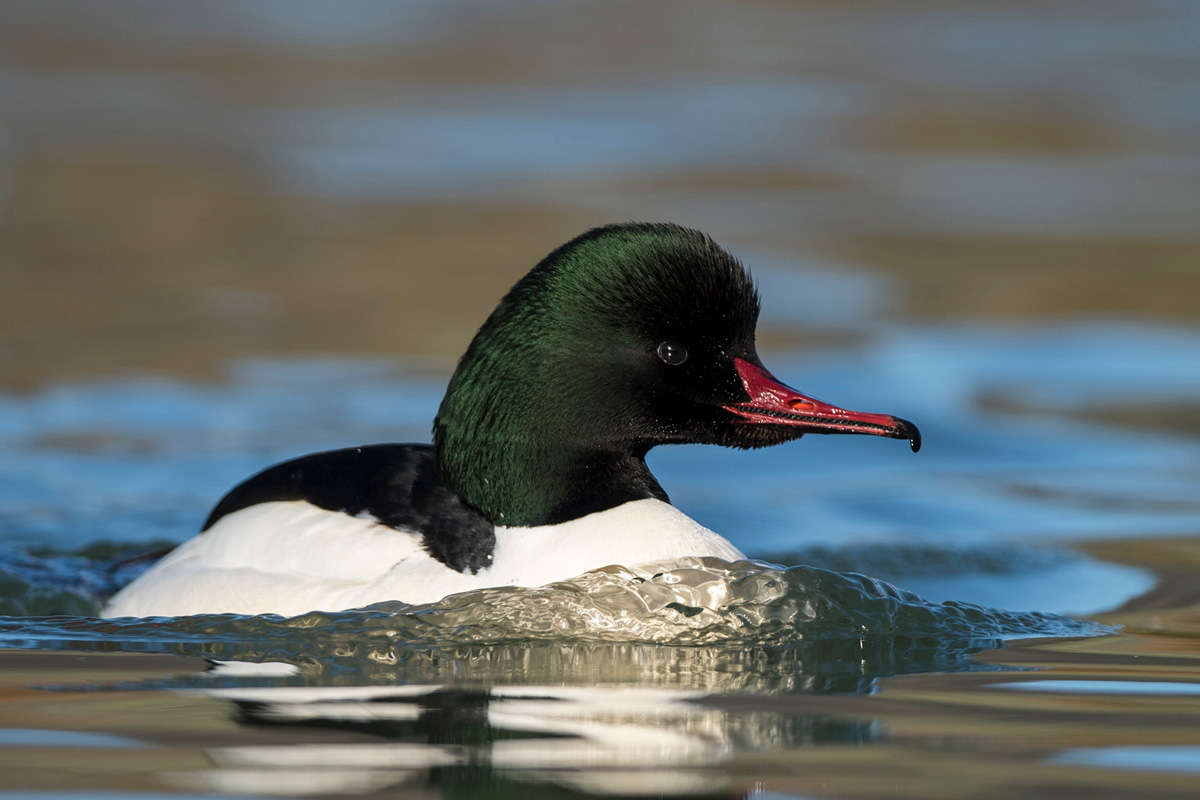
[0,558,1105,682]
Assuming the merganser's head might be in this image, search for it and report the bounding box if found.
[435,223,918,527]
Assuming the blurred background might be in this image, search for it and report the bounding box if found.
[3,0,1197,390]
[5,5,1200,795]
[2,0,1200,615]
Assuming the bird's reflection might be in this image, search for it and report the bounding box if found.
[169,636,1000,798]
[195,683,876,797]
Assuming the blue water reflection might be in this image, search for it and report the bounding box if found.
[993,680,1200,696]
[269,82,858,198]
[6,251,1200,616]
[1051,746,1200,776]
[4,313,1196,615]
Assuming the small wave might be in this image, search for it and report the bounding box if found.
[0,557,1114,692]
[1,557,1105,650]
[359,557,1103,645]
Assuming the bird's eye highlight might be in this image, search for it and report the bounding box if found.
[656,341,688,365]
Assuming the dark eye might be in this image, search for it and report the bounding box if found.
[656,341,688,366]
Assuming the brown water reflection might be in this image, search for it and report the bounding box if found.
[2,1,1200,797]
[3,1,1199,389]
[3,621,1200,798]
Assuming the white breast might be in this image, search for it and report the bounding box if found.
[101,498,745,618]
[489,498,745,587]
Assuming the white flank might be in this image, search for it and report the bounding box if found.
[101,498,745,618]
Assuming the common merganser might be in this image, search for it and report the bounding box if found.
[103,223,919,618]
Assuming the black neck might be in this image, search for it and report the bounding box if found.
[436,436,668,528]
[531,449,669,526]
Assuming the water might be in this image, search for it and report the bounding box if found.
[0,314,1192,796]
[4,0,1200,797]
[3,313,1184,621]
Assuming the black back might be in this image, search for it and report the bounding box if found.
[203,445,496,574]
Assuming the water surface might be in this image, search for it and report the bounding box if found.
[2,309,1197,797]
[3,1,1200,798]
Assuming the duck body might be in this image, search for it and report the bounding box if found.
[103,447,742,618]
[103,223,917,619]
